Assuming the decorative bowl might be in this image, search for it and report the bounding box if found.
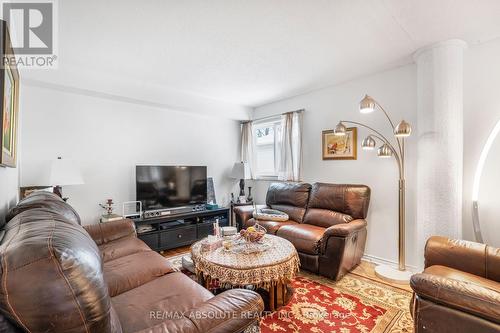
[239,223,267,243]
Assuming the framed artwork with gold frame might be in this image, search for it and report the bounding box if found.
[322,127,357,160]
[0,21,20,168]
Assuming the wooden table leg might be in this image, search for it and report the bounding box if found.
[204,276,210,290]
[282,279,289,304]
[276,282,283,307]
[269,284,275,311]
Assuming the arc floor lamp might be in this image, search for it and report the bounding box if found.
[334,95,413,283]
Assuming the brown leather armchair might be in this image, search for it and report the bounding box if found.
[235,182,371,281]
[410,236,500,333]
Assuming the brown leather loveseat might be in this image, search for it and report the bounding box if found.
[0,192,263,333]
[410,236,500,333]
[235,182,370,281]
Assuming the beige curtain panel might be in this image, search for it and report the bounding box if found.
[240,121,256,179]
[277,111,303,181]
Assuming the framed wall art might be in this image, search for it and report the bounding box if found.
[0,21,19,168]
[322,127,357,160]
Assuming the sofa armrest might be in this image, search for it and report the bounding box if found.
[84,219,136,246]
[188,289,263,333]
[424,236,499,279]
[234,205,267,228]
[135,289,263,333]
[410,273,500,324]
[323,219,367,238]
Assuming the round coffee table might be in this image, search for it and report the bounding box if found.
[191,234,300,311]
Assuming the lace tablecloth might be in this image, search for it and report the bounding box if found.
[191,234,300,288]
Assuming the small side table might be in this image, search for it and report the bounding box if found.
[230,201,253,230]
[191,234,300,311]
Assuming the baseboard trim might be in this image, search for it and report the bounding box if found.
[362,254,418,273]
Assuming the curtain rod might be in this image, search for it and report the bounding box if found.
[242,109,305,124]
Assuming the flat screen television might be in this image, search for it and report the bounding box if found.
[136,165,207,211]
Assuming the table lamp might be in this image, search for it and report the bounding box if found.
[230,162,250,202]
[49,157,84,201]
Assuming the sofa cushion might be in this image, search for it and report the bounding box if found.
[6,191,82,225]
[303,208,353,228]
[266,182,311,223]
[104,250,175,297]
[277,224,325,255]
[303,183,370,228]
[244,218,299,235]
[0,209,116,333]
[266,182,311,208]
[99,236,151,262]
[112,272,213,333]
[84,219,137,246]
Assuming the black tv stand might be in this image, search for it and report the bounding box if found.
[133,208,229,251]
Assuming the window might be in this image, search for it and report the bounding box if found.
[253,118,281,178]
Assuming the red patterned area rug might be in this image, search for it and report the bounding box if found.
[165,253,413,333]
[261,271,412,333]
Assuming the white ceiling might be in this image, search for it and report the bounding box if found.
[25,0,500,109]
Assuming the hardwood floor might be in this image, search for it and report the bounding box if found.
[352,260,413,292]
[161,245,191,257]
[161,246,413,292]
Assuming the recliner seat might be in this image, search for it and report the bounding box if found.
[235,182,371,280]
[410,236,500,333]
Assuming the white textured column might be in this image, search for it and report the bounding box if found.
[414,40,467,267]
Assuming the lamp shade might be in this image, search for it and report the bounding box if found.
[359,95,376,114]
[394,120,412,137]
[334,122,347,136]
[230,162,251,179]
[377,144,393,158]
[361,136,376,150]
[49,157,84,186]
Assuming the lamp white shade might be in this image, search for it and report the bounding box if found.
[377,144,393,158]
[49,158,84,186]
[361,136,376,150]
[333,122,347,136]
[359,95,376,114]
[230,162,251,179]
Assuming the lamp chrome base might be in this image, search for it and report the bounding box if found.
[374,264,413,284]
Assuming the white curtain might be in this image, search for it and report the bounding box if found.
[240,121,256,179]
[276,111,303,181]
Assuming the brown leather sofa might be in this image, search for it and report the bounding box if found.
[0,192,263,333]
[235,182,370,281]
[410,236,500,333]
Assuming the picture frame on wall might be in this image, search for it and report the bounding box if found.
[322,127,357,160]
[0,20,20,168]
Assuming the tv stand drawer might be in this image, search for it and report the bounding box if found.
[159,225,197,250]
[138,233,159,250]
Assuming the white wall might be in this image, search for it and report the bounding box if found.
[462,39,500,246]
[0,167,19,224]
[252,65,418,268]
[20,84,241,224]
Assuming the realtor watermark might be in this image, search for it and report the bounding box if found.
[150,310,261,321]
[1,0,58,69]
[148,309,351,321]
